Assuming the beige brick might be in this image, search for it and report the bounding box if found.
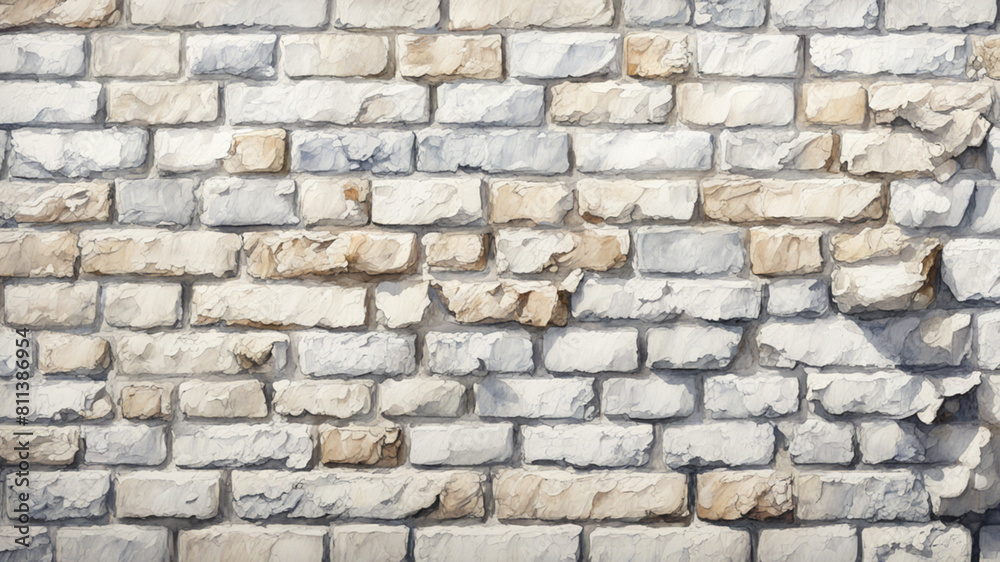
[298,177,370,226]
[398,35,502,80]
[120,383,172,420]
[221,128,286,174]
[972,35,1000,79]
[803,82,868,125]
[115,332,287,376]
[449,0,613,29]
[36,332,109,375]
[4,282,97,327]
[702,176,884,223]
[244,230,416,278]
[0,230,76,278]
[495,228,630,274]
[0,181,110,223]
[116,471,221,519]
[282,34,389,77]
[179,380,267,418]
[179,526,326,562]
[423,232,489,271]
[320,425,402,466]
[749,227,824,276]
[0,426,79,465]
[489,180,573,225]
[79,229,240,277]
[91,34,180,77]
[0,0,119,29]
[435,280,569,327]
[495,469,688,520]
[625,32,691,78]
[107,82,218,125]
[272,380,373,418]
[103,283,182,329]
[697,470,795,521]
[192,283,366,329]
[550,82,673,125]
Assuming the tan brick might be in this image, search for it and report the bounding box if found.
[91,34,180,77]
[192,283,366,329]
[495,228,629,274]
[489,180,573,225]
[179,526,325,562]
[423,232,489,271]
[398,35,502,80]
[702,176,884,224]
[116,471,221,519]
[79,229,240,277]
[803,82,867,125]
[221,128,286,174]
[104,283,182,329]
[0,426,79,465]
[36,332,109,375]
[0,0,119,29]
[272,380,373,418]
[4,282,97,327]
[244,230,416,278]
[0,230,76,278]
[697,470,795,521]
[115,332,287,376]
[320,425,402,466]
[120,383,172,420]
[625,32,691,78]
[435,280,569,327]
[283,34,389,77]
[0,181,110,223]
[299,177,370,226]
[179,380,267,418]
[107,82,218,125]
[749,227,824,276]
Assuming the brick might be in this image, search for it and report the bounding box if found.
[243,230,416,278]
[450,0,612,29]
[107,82,217,124]
[290,130,412,174]
[890,177,974,228]
[795,471,929,521]
[694,0,765,27]
[0,230,77,278]
[372,178,483,225]
[697,470,794,520]
[120,383,172,420]
[423,233,489,271]
[57,525,169,562]
[375,280,429,328]
[437,83,544,126]
[662,422,775,468]
[886,0,995,29]
[494,468,687,520]
[0,180,110,223]
[719,130,836,173]
[282,34,388,77]
[0,0,118,28]
[677,82,795,127]
[0,381,111,422]
[697,32,800,77]
[174,424,313,469]
[0,527,51,561]
[178,380,267,418]
[858,421,924,464]
[749,226,824,276]
[200,178,297,226]
[104,283,181,329]
[590,526,750,562]
[115,331,287,376]
[803,81,868,125]
[782,416,852,464]
[91,34,180,77]
[767,279,829,318]
[943,239,1000,302]
[380,378,466,417]
[82,424,167,465]
[759,526,858,562]
[508,32,617,78]
[223,128,286,173]
[179,526,325,562]
[186,33,276,78]
[576,179,697,223]
[702,176,884,223]
[273,380,373,418]
[5,470,109,520]
[332,525,408,562]
[635,226,745,275]
[772,0,877,28]
[226,81,427,124]
[0,426,79,465]
[80,229,240,277]
[704,373,800,419]
[115,471,221,519]
[191,283,366,329]
[624,0,690,25]
[417,129,569,174]
[550,81,673,125]
[115,179,197,226]
[602,376,696,420]
[415,526,580,562]
[231,469,484,519]
[863,523,971,562]
[129,0,327,27]
[476,376,595,419]
[298,332,416,376]
[625,31,691,77]
[298,177,370,226]
[4,281,97,327]
[543,328,638,374]
[495,228,629,274]
[433,280,568,327]
[320,424,401,466]
[8,127,147,179]
[0,33,86,76]
[409,423,513,465]
[36,332,109,375]
[574,131,713,173]
[398,34,502,79]
[0,82,100,124]
[522,423,653,467]
[489,180,572,225]
[336,0,439,28]
[426,331,533,375]
[811,34,969,76]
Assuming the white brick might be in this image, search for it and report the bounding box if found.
[522,423,653,467]
[425,331,534,375]
[476,376,595,419]
[415,526,580,562]
[115,471,221,519]
[697,32,800,77]
[130,0,327,27]
[602,376,696,420]
[574,131,713,173]
[91,34,180,77]
[371,178,482,226]
[678,82,795,126]
[409,424,514,466]
[226,81,427,125]
[543,328,638,373]
[811,34,969,76]
[298,332,416,377]
[0,33,85,76]
[0,82,99,124]
[508,32,618,78]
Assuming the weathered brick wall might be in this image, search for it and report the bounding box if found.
[2,0,1000,560]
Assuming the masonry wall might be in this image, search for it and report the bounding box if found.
[2,0,1000,560]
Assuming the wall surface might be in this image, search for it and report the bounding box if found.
[2,0,1000,560]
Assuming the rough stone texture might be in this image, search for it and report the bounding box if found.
[0,82,99,125]
[174,424,313,469]
[521,423,653,467]
[704,373,799,419]
[409,423,513,466]
[719,130,835,173]
[417,129,569,174]
[781,418,855,465]
[4,281,97,327]
[191,283,367,329]
[426,331,533,375]
[550,81,672,125]
[476,376,595,419]
[811,34,969,77]
[767,279,830,317]
[423,233,488,270]
[942,239,1000,302]
[702,176,883,223]
[332,525,408,562]
[508,32,618,79]
[772,0,877,28]
[57,526,169,562]
[698,33,800,78]
[862,523,971,562]
[179,526,324,562]
[107,82,217,125]
[803,81,868,125]
[796,471,930,521]
[434,280,571,327]
[130,0,326,27]
[590,526,750,562]
[92,34,180,77]
[8,127,147,179]
[226,81,427,125]
[647,323,743,370]
[573,277,761,322]
[178,380,267,418]
[187,33,276,78]
[381,378,465,417]
[574,130,713,172]
[116,331,287,375]
[749,227,824,276]
[415,526,580,562]
[0,34,84,76]
[83,424,166,465]
[115,471,221,519]
[120,383,172,420]
[282,34,387,78]
[320,425,402,466]
[449,0,612,29]
[677,82,795,127]
[759,526,858,562]
[697,470,794,521]
[398,35,502,80]
[104,283,182,328]
[36,332,109,374]
[80,229,239,277]
[5,470,109,520]
[0,426,79,465]
[0,230,77,278]
[625,31,691,78]
[200,178,297,227]
[602,376,696,420]
[886,0,995,30]
[495,228,629,274]
[694,0,765,27]
[244,230,416,278]
[273,380,372,418]
[576,179,697,223]
[0,0,118,29]
[662,422,774,468]
[298,332,416,376]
